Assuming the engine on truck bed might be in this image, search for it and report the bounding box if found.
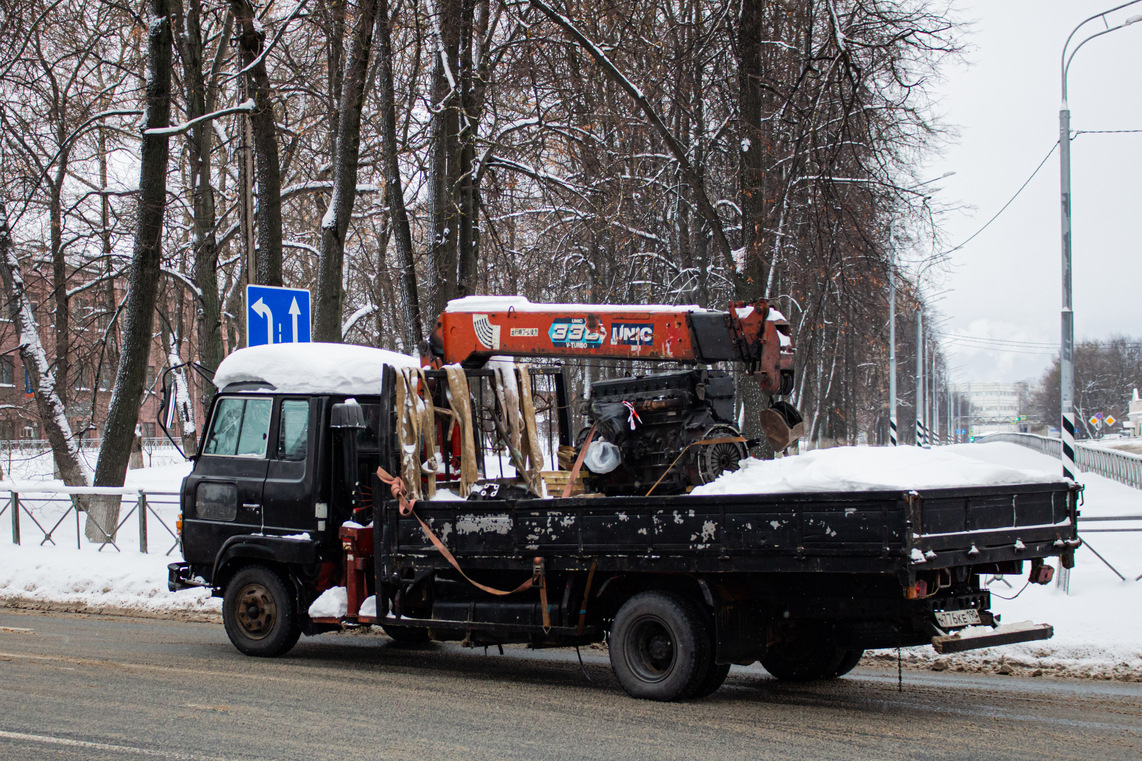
[581,369,748,495]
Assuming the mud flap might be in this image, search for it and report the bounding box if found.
[759,401,805,452]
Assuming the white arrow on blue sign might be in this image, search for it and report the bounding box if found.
[246,284,311,347]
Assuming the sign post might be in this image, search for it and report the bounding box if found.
[246,285,311,347]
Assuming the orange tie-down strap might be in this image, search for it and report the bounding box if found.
[376,467,545,610]
[644,437,748,496]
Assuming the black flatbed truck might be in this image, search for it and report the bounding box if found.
[168,345,1080,701]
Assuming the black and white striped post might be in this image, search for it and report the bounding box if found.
[889,255,898,446]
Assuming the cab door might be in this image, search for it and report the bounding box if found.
[181,395,274,566]
[261,397,317,532]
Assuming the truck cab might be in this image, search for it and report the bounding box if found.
[169,345,412,649]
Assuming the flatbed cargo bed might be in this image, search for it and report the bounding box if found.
[385,481,1080,579]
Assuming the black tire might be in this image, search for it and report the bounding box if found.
[833,649,865,678]
[609,591,711,701]
[382,624,431,645]
[760,629,845,682]
[222,565,301,657]
[691,661,731,699]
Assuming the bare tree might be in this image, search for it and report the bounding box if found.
[231,0,284,286]
[90,0,174,540]
[313,0,379,341]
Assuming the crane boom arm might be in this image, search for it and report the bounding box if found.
[429,297,795,395]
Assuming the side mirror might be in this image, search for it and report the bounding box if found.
[157,369,186,459]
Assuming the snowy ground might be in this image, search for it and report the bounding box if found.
[0,442,1138,679]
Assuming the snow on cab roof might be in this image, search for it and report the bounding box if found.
[444,295,713,314]
[214,343,420,395]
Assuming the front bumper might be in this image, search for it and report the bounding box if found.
[167,562,209,592]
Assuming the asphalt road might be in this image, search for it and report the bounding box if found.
[1,610,1139,761]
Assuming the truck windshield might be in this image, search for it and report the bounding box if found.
[203,397,273,457]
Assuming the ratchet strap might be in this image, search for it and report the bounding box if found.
[644,436,747,497]
[561,424,596,499]
[577,559,598,635]
[377,466,542,598]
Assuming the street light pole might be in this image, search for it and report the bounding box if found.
[887,172,953,448]
[916,309,925,447]
[889,254,898,446]
[1058,3,1142,480]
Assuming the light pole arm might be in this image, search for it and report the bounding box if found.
[1061,0,1142,102]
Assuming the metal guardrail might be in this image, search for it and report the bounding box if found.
[976,433,1142,587]
[979,432,1142,490]
[0,438,172,454]
[0,485,182,556]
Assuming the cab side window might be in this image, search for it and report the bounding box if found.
[203,397,273,457]
[277,399,310,461]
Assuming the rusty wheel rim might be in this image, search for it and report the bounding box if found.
[235,582,276,640]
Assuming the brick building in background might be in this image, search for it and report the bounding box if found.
[0,257,167,445]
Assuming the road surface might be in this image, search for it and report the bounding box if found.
[0,610,1139,760]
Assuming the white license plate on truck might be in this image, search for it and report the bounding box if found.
[935,609,981,628]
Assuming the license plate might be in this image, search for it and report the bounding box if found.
[935,609,981,628]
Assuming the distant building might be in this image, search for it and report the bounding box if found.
[1127,389,1142,438]
[0,258,165,443]
[954,381,1028,438]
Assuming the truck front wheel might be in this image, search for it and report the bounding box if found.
[609,591,711,701]
[223,565,301,657]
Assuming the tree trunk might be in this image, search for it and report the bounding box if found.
[174,0,227,396]
[454,0,481,299]
[426,40,460,318]
[375,0,423,348]
[231,0,283,286]
[90,0,173,541]
[49,161,70,397]
[735,0,777,452]
[314,0,379,342]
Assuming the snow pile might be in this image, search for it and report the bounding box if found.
[308,586,348,618]
[444,296,709,314]
[0,543,219,617]
[213,343,420,395]
[692,444,1064,496]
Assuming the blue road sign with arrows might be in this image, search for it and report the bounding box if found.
[246,284,311,347]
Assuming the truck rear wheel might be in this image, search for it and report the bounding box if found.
[760,633,845,682]
[833,649,865,677]
[609,591,711,701]
[223,565,301,657]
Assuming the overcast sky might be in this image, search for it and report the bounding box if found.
[920,0,1141,387]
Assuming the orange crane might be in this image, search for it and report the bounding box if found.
[428,297,803,459]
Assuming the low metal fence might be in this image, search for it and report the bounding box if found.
[979,432,1142,490]
[0,438,172,454]
[0,484,182,556]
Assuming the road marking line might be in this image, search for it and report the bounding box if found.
[0,729,225,759]
[0,627,34,634]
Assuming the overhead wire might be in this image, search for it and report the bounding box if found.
[938,141,1059,257]
[944,334,1058,348]
[940,128,1140,258]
